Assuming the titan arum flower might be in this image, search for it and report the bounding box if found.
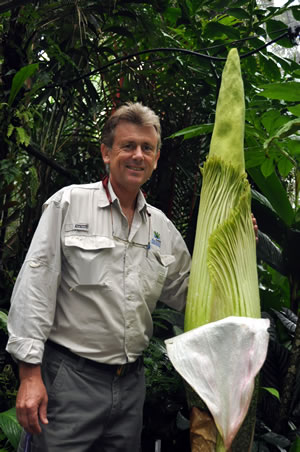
[165,49,270,451]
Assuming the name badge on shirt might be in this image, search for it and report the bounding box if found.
[72,223,89,231]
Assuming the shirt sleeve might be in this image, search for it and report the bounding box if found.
[159,221,191,312]
[6,196,65,364]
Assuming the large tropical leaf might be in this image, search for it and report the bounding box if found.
[272,308,297,335]
[258,82,300,102]
[0,408,22,450]
[256,231,287,276]
[248,166,294,227]
[8,64,39,107]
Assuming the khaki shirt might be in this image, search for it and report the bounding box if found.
[6,181,190,364]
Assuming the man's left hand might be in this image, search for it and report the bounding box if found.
[251,214,258,243]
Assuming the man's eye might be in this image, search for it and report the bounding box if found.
[143,145,154,153]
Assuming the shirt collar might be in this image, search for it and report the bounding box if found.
[98,178,148,217]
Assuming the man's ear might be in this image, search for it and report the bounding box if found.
[101,143,110,164]
[153,149,160,170]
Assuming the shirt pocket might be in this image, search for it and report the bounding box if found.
[140,250,175,312]
[63,235,115,287]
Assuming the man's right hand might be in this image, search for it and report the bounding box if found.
[16,363,49,434]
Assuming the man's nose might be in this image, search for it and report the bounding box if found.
[133,145,144,159]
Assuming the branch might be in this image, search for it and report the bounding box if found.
[21,143,80,183]
[47,32,289,89]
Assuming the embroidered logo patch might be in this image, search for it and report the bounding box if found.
[151,231,161,247]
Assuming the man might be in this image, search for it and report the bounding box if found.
[6,102,191,452]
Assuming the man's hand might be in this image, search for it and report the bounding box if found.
[251,214,258,243]
[16,363,49,434]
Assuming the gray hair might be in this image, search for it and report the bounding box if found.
[101,102,161,151]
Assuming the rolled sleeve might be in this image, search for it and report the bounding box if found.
[6,198,64,364]
[6,336,44,365]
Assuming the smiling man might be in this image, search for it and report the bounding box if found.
[101,118,160,227]
[7,102,191,452]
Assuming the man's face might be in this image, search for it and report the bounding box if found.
[101,121,160,194]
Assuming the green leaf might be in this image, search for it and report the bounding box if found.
[226,7,250,19]
[173,325,184,336]
[247,166,294,226]
[251,189,276,214]
[0,310,8,332]
[289,437,300,452]
[262,386,280,400]
[261,110,287,135]
[272,53,294,73]
[293,69,300,78]
[242,55,258,76]
[7,124,14,138]
[164,7,181,25]
[8,63,39,107]
[245,149,265,169]
[266,20,292,48]
[0,407,22,450]
[168,123,214,140]
[292,5,300,20]
[204,21,240,39]
[219,15,239,26]
[277,156,294,178]
[261,157,274,178]
[212,0,231,9]
[258,82,300,101]
[258,54,281,81]
[286,139,300,156]
[288,104,300,116]
[15,127,30,146]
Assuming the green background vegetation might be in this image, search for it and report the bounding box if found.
[0,0,299,450]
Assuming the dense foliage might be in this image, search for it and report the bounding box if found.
[0,0,299,450]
